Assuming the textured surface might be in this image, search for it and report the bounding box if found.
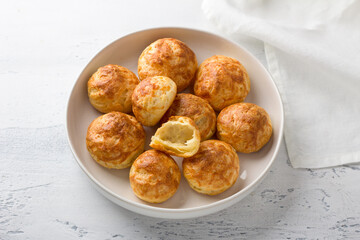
[130,150,181,203]
[217,103,272,153]
[138,38,197,92]
[132,76,177,126]
[86,112,145,169]
[88,64,139,114]
[1,126,360,239]
[183,140,240,195]
[1,0,359,239]
[194,55,250,111]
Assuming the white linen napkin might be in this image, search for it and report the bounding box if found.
[202,0,360,168]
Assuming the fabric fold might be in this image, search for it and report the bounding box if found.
[202,0,360,168]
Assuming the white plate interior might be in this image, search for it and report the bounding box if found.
[67,28,283,215]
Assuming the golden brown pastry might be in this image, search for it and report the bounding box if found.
[88,64,139,113]
[217,103,272,153]
[150,116,200,157]
[138,38,197,92]
[161,93,216,141]
[129,149,181,203]
[183,140,239,195]
[86,112,146,169]
[132,76,177,126]
[194,55,250,111]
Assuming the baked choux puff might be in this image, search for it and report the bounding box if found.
[161,93,216,141]
[129,149,181,203]
[183,140,240,195]
[150,116,200,157]
[88,64,139,113]
[132,76,177,126]
[194,55,250,111]
[86,112,146,169]
[217,103,272,153]
[138,38,197,92]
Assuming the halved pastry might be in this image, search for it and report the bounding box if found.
[150,116,200,157]
[161,93,216,141]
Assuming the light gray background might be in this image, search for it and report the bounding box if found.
[1,1,359,239]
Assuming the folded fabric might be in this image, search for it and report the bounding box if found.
[202,0,360,168]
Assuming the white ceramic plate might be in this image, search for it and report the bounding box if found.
[66,27,284,219]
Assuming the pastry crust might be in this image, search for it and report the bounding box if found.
[150,116,200,157]
[132,76,177,126]
[88,64,139,113]
[129,149,181,203]
[217,103,272,153]
[161,93,216,141]
[138,38,197,92]
[86,112,146,169]
[194,55,250,111]
[183,140,239,195]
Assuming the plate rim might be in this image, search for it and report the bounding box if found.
[65,26,284,217]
